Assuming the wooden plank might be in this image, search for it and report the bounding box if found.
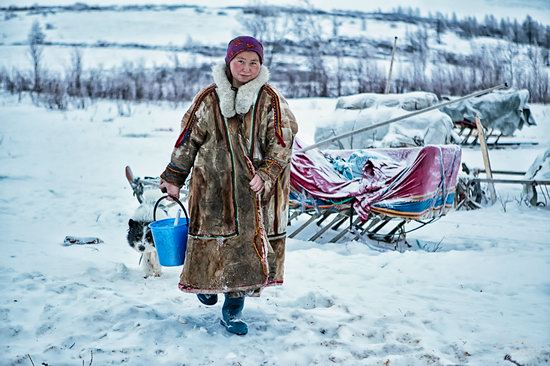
[468,178,550,185]
[289,214,319,238]
[309,213,347,241]
[384,36,398,94]
[329,217,363,243]
[475,169,526,176]
[352,216,383,241]
[475,115,497,203]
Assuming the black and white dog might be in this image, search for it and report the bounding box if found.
[127,192,167,277]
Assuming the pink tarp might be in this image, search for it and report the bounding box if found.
[290,139,462,220]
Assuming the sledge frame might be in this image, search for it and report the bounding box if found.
[456,166,550,209]
[287,194,441,249]
[454,120,538,148]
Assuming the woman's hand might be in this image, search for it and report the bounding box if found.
[159,179,180,200]
[249,174,264,193]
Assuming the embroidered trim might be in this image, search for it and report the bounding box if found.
[221,115,240,237]
[178,280,281,294]
[166,162,186,174]
[249,98,259,158]
[264,158,284,171]
[174,84,217,148]
[189,233,238,240]
[267,232,287,240]
[262,85,286,147]
[260,158,284,181]
[273,177,280,233]
[242,154,270,280]
[266,279,284,286]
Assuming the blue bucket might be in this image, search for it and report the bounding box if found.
[148,195,190,266]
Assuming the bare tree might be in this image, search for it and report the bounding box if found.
[435,12,446,44]
[334,51,345,96]
[502,40,519,86]
[543,26,550,66]
[526,46,549,103]
[406,26,429,90]
[522,15,538,45]
[67,47,84,107]
[239,1,289,67]
[352,51,385,94]
[27,20,45,93]
[290,1,330,96]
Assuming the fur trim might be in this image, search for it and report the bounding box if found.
[212,63,270,118]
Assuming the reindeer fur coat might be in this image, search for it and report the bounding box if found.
[160,63,298,295]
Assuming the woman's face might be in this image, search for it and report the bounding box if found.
[229,51,261,87]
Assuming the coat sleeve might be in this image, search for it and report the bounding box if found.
[159,90,211,187]
[256,90,298,185]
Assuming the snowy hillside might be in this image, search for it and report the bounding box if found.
[1,0,549,23]
[1,1,549,103]
[1,2,548,71]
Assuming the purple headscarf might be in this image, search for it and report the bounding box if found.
[225,35,264,65]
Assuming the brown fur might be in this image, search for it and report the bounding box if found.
[161,82,297,294]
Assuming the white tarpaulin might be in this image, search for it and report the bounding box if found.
[523,148,550,207]
[440,89,536,136]
[315,92,456,149]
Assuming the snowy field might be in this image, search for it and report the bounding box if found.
[0,93,549,365]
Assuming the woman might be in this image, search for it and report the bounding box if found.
[159,35,298,335]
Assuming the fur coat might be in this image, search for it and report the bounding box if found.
[160,63,298,295]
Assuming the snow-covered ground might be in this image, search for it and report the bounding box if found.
[0,93,549,365]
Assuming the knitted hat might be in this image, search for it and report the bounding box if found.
[225,36,264,65]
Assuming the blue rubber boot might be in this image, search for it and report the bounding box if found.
[220,295,248,335]
[197,294,218,306]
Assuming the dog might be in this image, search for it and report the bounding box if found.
[127,191,168,278]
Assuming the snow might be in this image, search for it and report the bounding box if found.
[1,1,548,73]
[1,92,549,365]
[0,7,241,46]
[526,149,550,181]
[1,0,548,23]
[0,0,549,364]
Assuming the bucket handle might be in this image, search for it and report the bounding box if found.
[153,195,189,222]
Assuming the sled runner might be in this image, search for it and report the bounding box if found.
[456,165,550,209]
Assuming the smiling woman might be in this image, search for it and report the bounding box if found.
[229,52,261,87]
[158,35,298,336]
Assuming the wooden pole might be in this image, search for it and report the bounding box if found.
[466,178,550,185]
[384,37,398,95]
[299,83,508,153]
[475,115,498,203]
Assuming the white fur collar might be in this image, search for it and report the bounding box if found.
[212,63,270,118]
